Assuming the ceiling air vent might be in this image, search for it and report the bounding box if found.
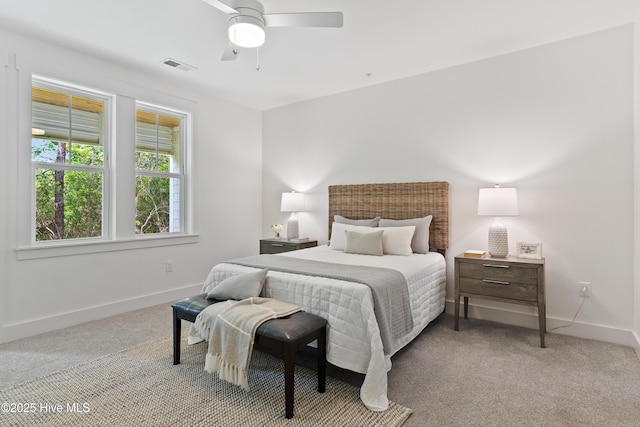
[162,58,197,72]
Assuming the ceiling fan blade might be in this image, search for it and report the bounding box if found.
[221,42,240,61]
[264,12,343,28]
[202,0,238,15]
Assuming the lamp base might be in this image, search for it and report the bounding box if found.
[488,219,509,258]
[286,213,299,239]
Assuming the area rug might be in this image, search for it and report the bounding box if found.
[1,335,411,426]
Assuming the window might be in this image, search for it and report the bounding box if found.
[23,74,194,257]
[31,77,111,242]
[135,103,186,235]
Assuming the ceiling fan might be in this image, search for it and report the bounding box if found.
[202,0,343,61]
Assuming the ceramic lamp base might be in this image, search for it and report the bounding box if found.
[286,213,299,239]
[488,219,509,257]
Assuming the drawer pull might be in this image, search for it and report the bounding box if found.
[483,279,510,286]
[270,244,285,247]
[483,264,510,269]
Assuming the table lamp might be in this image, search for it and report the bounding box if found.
[280,191,305,239]
[477,185,518,257]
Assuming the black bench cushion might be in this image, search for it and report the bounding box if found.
[256,312,327,343]
[172,294,327,343]
[171,294,214,322]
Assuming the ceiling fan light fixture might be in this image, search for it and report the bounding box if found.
[229,16,265,48]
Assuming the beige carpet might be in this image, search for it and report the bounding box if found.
[1,334,411,427]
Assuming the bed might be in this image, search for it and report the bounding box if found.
[200,182,449,411]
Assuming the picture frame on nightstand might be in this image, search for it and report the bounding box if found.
[516,242,542,259]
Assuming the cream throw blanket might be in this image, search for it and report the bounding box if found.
[189,297,301,389]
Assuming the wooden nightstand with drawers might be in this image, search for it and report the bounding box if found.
[260,239,318,254]
[454,254,546,347]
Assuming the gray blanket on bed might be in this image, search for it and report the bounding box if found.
[226,254,413,352]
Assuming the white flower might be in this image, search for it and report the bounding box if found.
[270,224,283,233]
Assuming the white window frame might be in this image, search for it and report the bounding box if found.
[134,101,187,236]
[14,67,197,260]
[30,75,113,244]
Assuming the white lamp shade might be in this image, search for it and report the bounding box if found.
[229,16,265,48]
[281,192,305,212]
[477,187,519,216]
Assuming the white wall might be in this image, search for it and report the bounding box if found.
[263,25,636,346]
[634,22,640,357]
[0,28,263,343]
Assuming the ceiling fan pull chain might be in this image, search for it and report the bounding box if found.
[256,47,261,71]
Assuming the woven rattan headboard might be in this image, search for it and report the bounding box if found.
[328,182,449,252]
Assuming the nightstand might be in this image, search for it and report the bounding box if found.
[259,239,318,254]
[454,254,546,347]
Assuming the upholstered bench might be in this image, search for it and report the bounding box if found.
[171,294,327,419]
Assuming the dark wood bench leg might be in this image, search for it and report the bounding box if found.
[317,327,326,393]
[173,307,181,365]
[284,343,295,419]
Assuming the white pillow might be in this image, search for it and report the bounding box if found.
[344,229,384,256]
[206,269,268,300]
[329,222,378,250]
[379,226,416,256]
[379,215,432,254]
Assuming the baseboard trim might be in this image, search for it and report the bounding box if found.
[445,300,637,348]
[633,331,640,361]
[1,283,202,344]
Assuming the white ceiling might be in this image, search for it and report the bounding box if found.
[0,0,638,111]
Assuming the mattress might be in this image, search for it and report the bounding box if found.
[201,245,446,411]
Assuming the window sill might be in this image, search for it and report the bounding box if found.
[15,234,200,260]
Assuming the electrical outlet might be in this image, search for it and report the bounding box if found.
[578,281,591,297]
[165,260,173,273]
